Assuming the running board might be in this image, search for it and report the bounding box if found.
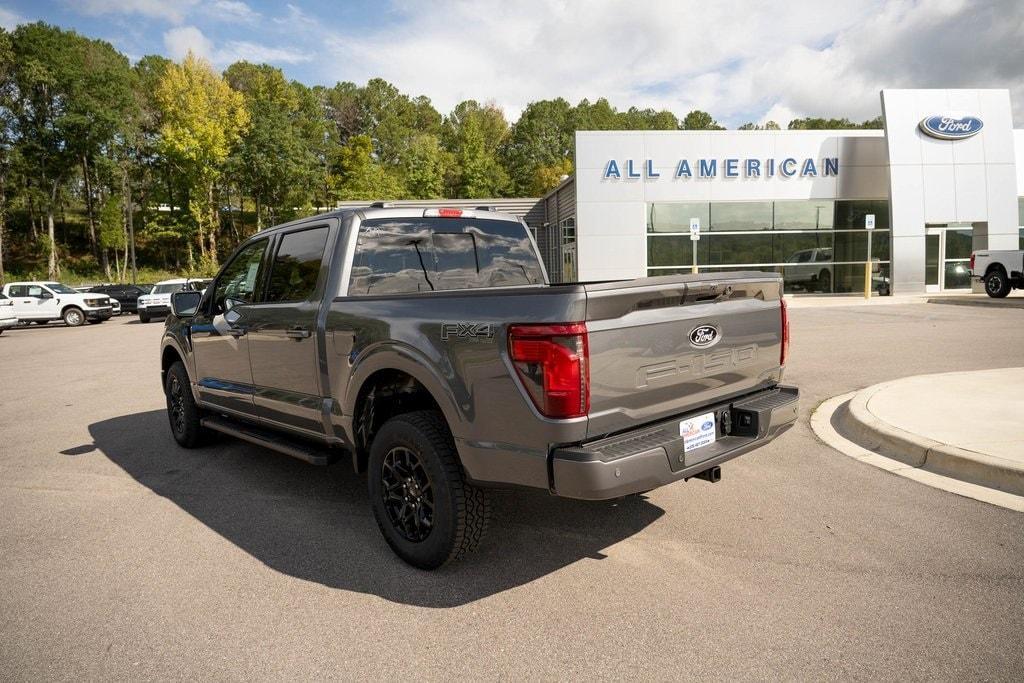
[201,416,336,466]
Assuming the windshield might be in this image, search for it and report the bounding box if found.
[46,283,78,294]
[152,283,184,295]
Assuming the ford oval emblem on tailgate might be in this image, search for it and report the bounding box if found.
[689,325,720,348]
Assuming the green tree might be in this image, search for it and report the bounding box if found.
[334,134,404,200]
[571,98,621,131]
[681,110,724,130]
[501,98,573,195]
[401,133,447,199]
[443,102,509,198]
[619,107,679,130]
[9,22,136,277]
[156,53,249,267]
[224,61,316,229]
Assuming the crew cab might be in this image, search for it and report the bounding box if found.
[1,281,113,326]
[160,206,798,568]
[971,250,1023,297]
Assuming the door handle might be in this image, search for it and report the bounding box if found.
[225,327,247,337]
[286,326,311,339]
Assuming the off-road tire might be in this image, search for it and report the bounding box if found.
[984,269,1011,298]
[368,410,491,569]
[62,307,85,327]
[164,361,208,448]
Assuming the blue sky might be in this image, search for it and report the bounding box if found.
[2,1,1022,127]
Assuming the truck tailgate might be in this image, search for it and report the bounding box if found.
[583,273,784,439]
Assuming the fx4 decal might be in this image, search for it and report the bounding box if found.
[441,322,495,342]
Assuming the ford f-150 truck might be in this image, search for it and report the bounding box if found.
[160,205,798,568]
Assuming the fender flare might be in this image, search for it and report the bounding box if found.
[343,341,467,440]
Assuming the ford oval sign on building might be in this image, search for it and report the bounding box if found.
[918,115,984,140]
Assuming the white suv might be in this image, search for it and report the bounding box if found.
[138,278,209,323]
[1,281,114,327]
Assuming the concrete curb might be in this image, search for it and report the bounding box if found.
[837,380,1024,497]
[811,394,1024,513]
[927,297,1024,309]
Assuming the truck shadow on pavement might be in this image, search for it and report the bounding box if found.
[89,410,664,608]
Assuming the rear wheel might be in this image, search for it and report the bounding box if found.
[984,269,1011,298]
[368,410,490,569]
[165,361,209,448]
[63,307,85,327]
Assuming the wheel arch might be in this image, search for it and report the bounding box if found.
[346,358,462,475]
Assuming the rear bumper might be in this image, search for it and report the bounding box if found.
[551,385,799,500]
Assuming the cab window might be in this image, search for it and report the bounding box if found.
[265,227,329,302]
[212,239,268,313]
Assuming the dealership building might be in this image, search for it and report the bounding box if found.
[529,88,1024,294]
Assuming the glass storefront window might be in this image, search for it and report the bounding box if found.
[648,202,710,233]
[646,199,891,295]
[944,229,972,259]
[834,200,889,230]
[944,262,972,289]
[774,201,834,230]
[709,202,772,231]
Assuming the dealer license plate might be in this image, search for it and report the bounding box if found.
[679,411,717,452]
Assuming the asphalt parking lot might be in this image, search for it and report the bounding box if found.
[2,306,1023,680]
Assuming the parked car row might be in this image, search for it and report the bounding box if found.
[0,278,211,331]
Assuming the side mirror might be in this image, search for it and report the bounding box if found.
[39,291,53,299]
[171,290,203,318]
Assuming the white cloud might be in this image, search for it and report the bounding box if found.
[162,25,311,66]
[301,0,1024,126]
[0,7,24,29]
[163,25,213,61]
[202,1,260,24]
[75,0,199,24]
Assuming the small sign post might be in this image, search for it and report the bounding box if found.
[690,218,700,274]
[864,214,875,299]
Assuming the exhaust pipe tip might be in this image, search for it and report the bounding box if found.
[696,465,721,483]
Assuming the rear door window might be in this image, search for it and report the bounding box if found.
[349,217,543,295]
[265,226,330,302]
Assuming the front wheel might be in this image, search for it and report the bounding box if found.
[63,307,85,327]
[165,361,209,448]
[139,313,151,323]
[984,270,1011,298]
[368,411,491,569]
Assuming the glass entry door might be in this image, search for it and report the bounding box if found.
[925,232,940,292]
[925,225,973,291]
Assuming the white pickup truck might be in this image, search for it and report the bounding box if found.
[0,281,113,326]
[971,250,1023,298]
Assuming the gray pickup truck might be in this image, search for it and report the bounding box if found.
[160,205,798,568]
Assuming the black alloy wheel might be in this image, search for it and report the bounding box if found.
[168,373,187,437]
[380,446,435,543]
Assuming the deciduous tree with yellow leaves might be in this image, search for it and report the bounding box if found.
[155,52,248,267]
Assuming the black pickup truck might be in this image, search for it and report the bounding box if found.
[160,205,798,568]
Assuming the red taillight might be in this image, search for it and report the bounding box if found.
[508,323,589,419]
[437,208,463,218]
[780,297,790,367]
[969,253,975,272]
